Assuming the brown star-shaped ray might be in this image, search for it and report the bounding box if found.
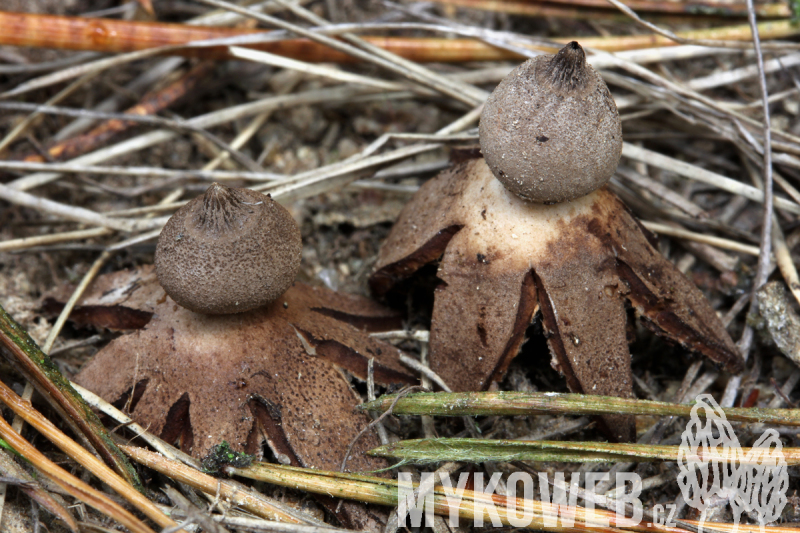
[370,156,743,442]
[53,266,416,530]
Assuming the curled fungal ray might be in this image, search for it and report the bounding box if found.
[371,157,742,442]
[67,266,415,530]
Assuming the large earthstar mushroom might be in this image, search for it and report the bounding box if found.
[370,42,743,441]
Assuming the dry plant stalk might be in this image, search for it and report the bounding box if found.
[361,391,800,425]
[0,414,158,533]
[0,448,79,532]
[431,0,791,17]
[120,445,309,524]
[368,438,800,465]
[0,375,181,530]
[222,459,796,533]
[0,305,143,491]
[21,62,214,164]
[0,10,797,62]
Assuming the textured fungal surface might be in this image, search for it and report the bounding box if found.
[69,266,415,528]
[479,42,622,204]
[73,267,413,460]
[155,183,302,314]
[65,266,416,531]
[370,157,742,441]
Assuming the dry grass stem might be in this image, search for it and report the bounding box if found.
[260,143,441,202]
[0,227,112,252]
[106,229,163,251]
[195,0,487,105]
[399,354,452,392]
[603,0,795,49]
[70,382,192,464]
[121,446,316,525]
[640,221,762,256]
[0,447,79,532]
[369,438,800,465]
[719,3,777,408]
[615,166,707,218]
[0,159,285,181]
[225,461,800,533]
[429,0,790,18]
[174,514,346,533]
[687,52,800,91]
[0,414,159,533]
[0,71,99,153]
[276,0,491,107]
[41,250,112,354]
[772,220,800,307]
[0,380,181,531]
[8,86,379,192]
[362,391,800,425]
[0,183,164,231]
[622,143,800,213]
[370,330,431,342]
[75,381,328,527]
[228,46,405,91]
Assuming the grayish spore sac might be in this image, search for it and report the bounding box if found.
[155,183,302,315]
[479,41,622,204]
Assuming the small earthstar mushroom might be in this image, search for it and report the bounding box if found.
[370,42,743,442]
[155,183,301,315]
[66,264,415,529]
[68,185,410,530]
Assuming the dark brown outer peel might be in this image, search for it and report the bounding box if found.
[68,271,414,457]
[580,196,742,373]
[49,264,407,337]
[74,289,411,462]
[300,283,403,332]
[369,161,473,297]
[531,206,636,442]
[369,160,539,392]
[371,158,742,441]
[75,295,396,530]
[430,233,538,392]
[280,284,414,385]
[374,159,634,437]
[41,299,153,330]
[66,266,415,530]
[45,264,164,313]
[607,226,743,372]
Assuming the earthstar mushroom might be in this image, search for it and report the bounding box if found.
[74,177,411,531]
[370,42,743,441]
[155,183,301,315]
[71,267,415,529]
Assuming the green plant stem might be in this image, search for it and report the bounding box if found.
[368,438,800,465]
[360,391,800,426]
[0,303,143,492]
[229,461,627,533]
